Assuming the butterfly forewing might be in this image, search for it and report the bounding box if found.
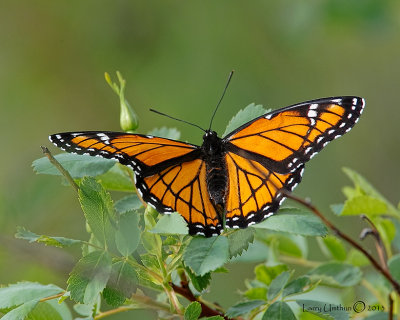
[224,97,365,174]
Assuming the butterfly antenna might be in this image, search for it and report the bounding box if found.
[149,108,206,133]
[208,70,234,130]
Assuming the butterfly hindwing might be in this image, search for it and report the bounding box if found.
[224,151,304,228]
[224,96,365,174]
[136,159,222,236]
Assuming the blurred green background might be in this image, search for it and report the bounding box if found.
[1,0,399,318]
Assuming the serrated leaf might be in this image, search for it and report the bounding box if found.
[388,254,400,283]
[0,282,63,309]
[1,299,39,320]
[252,208,327,236]
[185,266,211,293]
[184,301,202,320]
[104,260,138,307]
[148,127,181,140]
[183,236,229,276]
[227,228,255,258]
[296,300,349,320]
[340,195,387,216]
[115,194,143,214]
[255,264,288,286]
[230,240,268,263]
[115,211,140,256]
[267,271,291,300]
[151,212,188,235]
[33,154,115,178]
[97,163,135,192]
[282,276,312,298]
[67,251,112,304]
[262,301,296,320]
[318,236,347,261]
[78,177,116,248]
[308,262,362,287]
[225,300,265,318]
[15,226,81,248]
[222,103,268,137]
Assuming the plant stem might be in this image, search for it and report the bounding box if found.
[39,292,65,302]
[285,192,400,296]
[41,146,79,192]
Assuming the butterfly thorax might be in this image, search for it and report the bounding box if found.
[202,131,227,212]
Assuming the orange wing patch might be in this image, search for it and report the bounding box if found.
[224,152,303,229]
[137,159,222,236]
[226,99,364,174]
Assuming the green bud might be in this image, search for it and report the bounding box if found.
[104,71,139,132]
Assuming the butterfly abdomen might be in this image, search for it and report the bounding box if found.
[202,131,228,210]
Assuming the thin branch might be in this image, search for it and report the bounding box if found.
[285,192,400,296]
[41,146,79,192]
[388,293,394,320]
[171,281,229,319]
[39,292,65,302]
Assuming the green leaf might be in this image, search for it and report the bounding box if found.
[183,236,229,276]
[340,195,387,216]
[261,233,307,258]
[230,240,268,263]
[151,212,188,235]
[202,317,225,320]
[225,300,265,318]
[342,167,399,216]
[148,126,181,140]
[308,262,362,287]
[103,260,138,307]
[0,282,63,309]
[296,299,349,320]
[263,301,296,320]
[388,254,400,283]
[115,211,141,256]
[330,204,344,215]
[252,208,327,236]
[346,249,369,267]
[97,164,135,192]
[78,177,116,249]
[244,287,267,300]
[255,264,288,286]
[33,154,115,178]
[67,251,112,304]
[282,276,312,298]
[267,271,291,300]
[115,194,143,214]
[318,236,347,261]
[185,266,211,293]
[184,301,202,320]
[222,103,268,137]
[227,228,255,258]
[1,299,39,320]
[15,226,81,248]
[375,217,396,252]
[26,300,68,320]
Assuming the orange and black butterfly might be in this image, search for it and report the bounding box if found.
[50,96,364,237]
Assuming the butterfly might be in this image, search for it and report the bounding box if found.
[50,96,364,237]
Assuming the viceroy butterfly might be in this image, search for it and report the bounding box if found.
[50,96,364,237]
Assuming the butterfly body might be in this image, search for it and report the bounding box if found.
[50,96,365,237]
[201,130,228,211]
